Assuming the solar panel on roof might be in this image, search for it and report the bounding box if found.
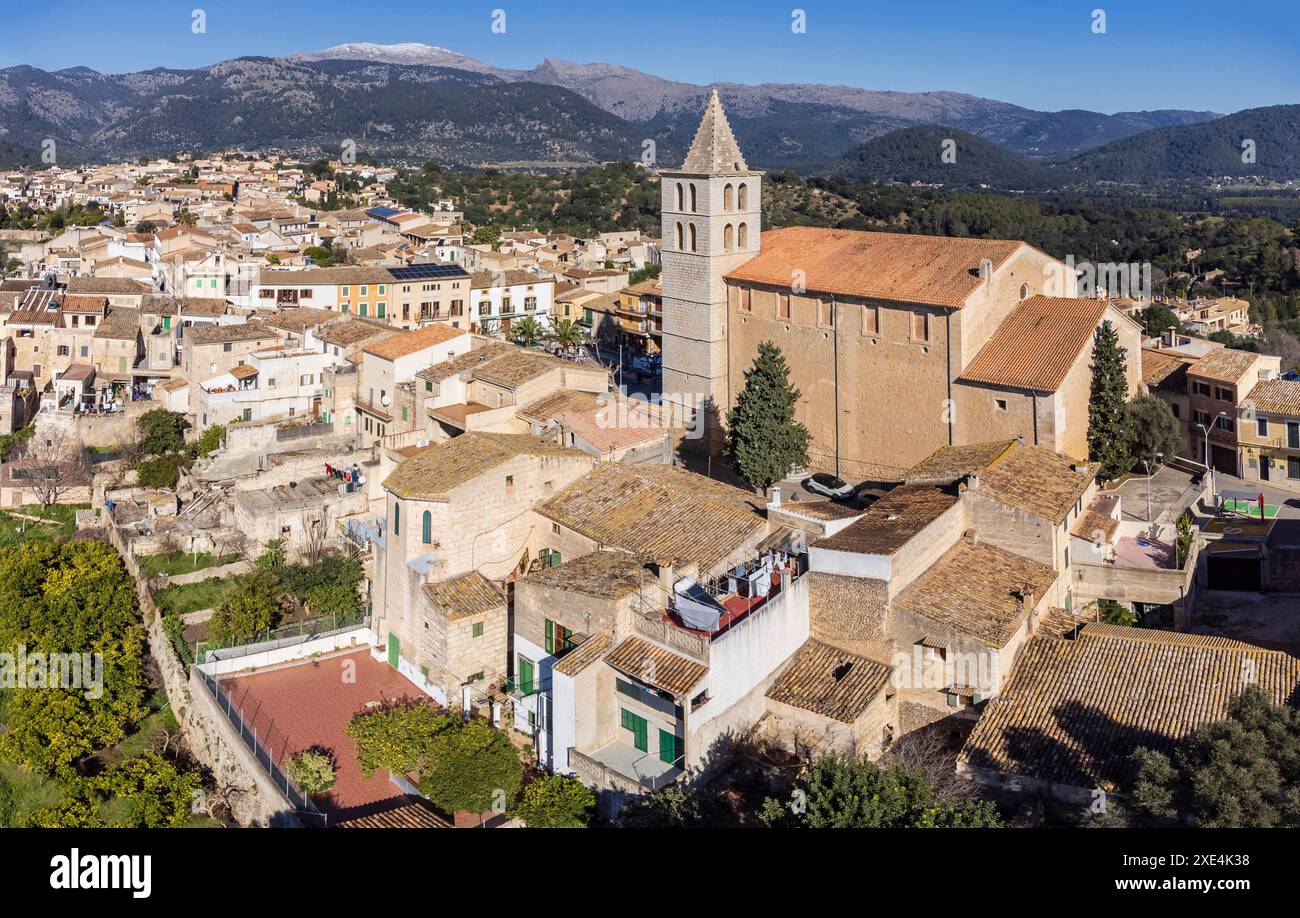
[367,206,399,218]
[387,264,469,281]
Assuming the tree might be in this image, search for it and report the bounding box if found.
[1096,598,1139,627]
[0,541,147,776]
[136,408,186,455]
[516,775,596,828]
[195,424,225,457]
[1129,685,1300,827]
[285,748,336,796]
[726,340,811,493]
[208,572,278,644]
[28,753,200,828]
[1087,320,1133,480]
[1137,302,1184,338]
[176,209,197,227]
[12,429,90,508]
[470,223,502,249]
[620,785,711,828]
[255,537,286,572]
[419,718,523,818]
[509,316,544,348]
[548,318,586,349]
[761,754,1002,828]
[1257,323,1300,374]
[136,454,184,489]
[346,699,452,778]
[1125,393,1183,467]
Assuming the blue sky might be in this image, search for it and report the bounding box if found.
[1,0,1296,114]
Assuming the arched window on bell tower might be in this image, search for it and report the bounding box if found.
[723,183,734,211]
[738,223,748,249]
[689,184,698,213]
[676,183,684,210]
[689,224,698,252]
[723,224,734,252]
[675,222,684,250]
[737,183,748,210]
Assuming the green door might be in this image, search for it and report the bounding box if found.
[387,633,399,669]
[658,729,681,765]
[621,708,648,752]
[518,656,535,695]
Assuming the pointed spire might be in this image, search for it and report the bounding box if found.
[680,87,749,174]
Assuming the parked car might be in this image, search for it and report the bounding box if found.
[805,472,854,500]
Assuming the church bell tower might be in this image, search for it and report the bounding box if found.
[659,88,762,453]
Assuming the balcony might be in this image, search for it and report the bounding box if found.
[570,743,683,793]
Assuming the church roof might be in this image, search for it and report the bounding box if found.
[679,88,751,174]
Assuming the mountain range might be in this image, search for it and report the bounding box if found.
[1,42,1292,187]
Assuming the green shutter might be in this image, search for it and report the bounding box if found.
[518,656,534,695]
[544,619,554,655]
[658,729,681,764]
[387,633,400,669]
[621,708,648,752]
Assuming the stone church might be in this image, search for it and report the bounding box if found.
[659,90,1142,482]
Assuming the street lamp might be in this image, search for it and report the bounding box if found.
[1196,421,1210,471]
[1142,452,1164,523]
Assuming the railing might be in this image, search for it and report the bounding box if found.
[193,668,327,826]
[197,609,371,663]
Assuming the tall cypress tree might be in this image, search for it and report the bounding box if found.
[1087,320,1133,480]
[726,340,811,493]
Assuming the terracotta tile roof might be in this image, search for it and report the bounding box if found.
[517,388,601,423]
[417,341,515,384]
[263,306,335,333]
[537,463,766,574]
[959,296,1108,393]
[552,633,613,677]
[724,226,1027,309]
[65,276,150,295]
[1070,509,1119,543]
[62,294,108,313]
[1036,604,1098,639]
[383,432,589,501]
[93,307,140,340]
[188,323,283,346]
[230,363,259,380]
[892,538,1058,648]
[1141,347,1194,391]
[959,625,1300,791]
[336,799,452,828]
[1188,346,1258,384]
[766,639,893,723]
[363,323,466,361]
[906,440,1017,483]
[317,318,395,348]
[521,549,652,600]
[470,351,569,389]
[911,440,1095,523]
[605,636,708,696]
[423,572,505,622]
[1246,378,1300,417]
[469,269,549,289]
[813,484,959,555]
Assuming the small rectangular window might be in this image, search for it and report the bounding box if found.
[911,311,929,341]
[861,305,878,336]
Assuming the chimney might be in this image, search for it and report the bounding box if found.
[1164,325,1176,347]
[978,258,992,281]
[964,527,980,547]
[656,559,676,595]
[967,473,981,492]
[771,486,781,508]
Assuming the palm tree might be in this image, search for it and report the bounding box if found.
[510,316,544,348]
[549,319,586,350]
